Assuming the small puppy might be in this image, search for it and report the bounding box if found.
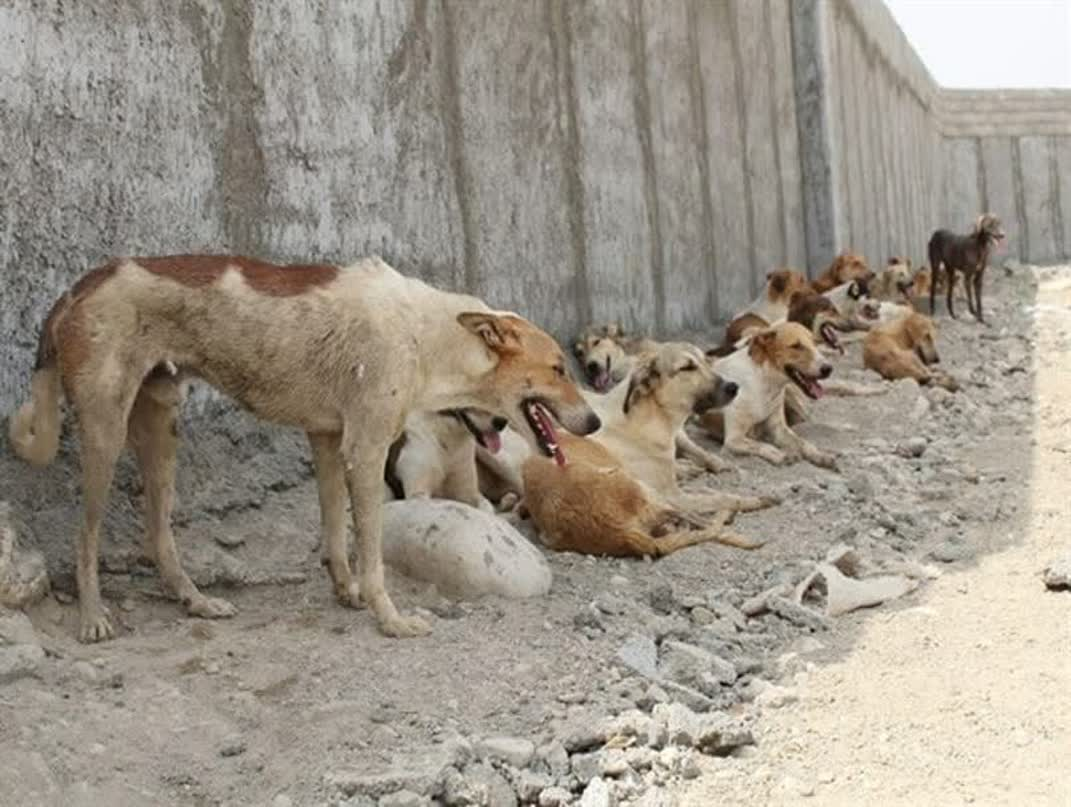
[701,322,837,468]
[811,252,872,294]
[928,213,1005,322]
[385,409,507,511]
[863,312,958,390]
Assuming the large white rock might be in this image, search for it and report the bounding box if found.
[382,500,552,599]
[0,501,49,609]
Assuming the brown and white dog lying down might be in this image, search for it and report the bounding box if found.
[863,312,959,391]
[9,255,599,642]
[726,269,812,343]
[928,213,1005,322]
[699,322,838,469]
[711,288,853,358]
[523,344,777,557]
[810,251,872,294]
[572,324,732,474]
[384,409,508,511]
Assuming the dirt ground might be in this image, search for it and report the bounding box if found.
[0,263,1062,806]
[682,267,1071,807]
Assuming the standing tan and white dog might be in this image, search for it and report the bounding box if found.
[9,255,599,642]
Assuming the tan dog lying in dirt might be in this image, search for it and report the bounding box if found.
[810,251,872,294]
[384,409,507,511]
[9,255,598,642]
[523,344,775,557]
[700,322,838,468]
[872,257,914,302]
[573,324,731,475]
[863,312,959,391]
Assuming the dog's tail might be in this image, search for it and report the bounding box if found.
[9,302,66,467]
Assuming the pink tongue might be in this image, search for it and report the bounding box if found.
[593,370,610,392]
[482,430,502,454]
[534,405,567,467]
[810,380,825,399]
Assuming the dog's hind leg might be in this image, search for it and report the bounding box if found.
[723,414,786,465]
[308,431,356,606]
[649,516,766,555]
[129,379,236,620]
[973,270,985,323]
[72,382,141,642]
[673,491,780,514]
[945,268,958,319]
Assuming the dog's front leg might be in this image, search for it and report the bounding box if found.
[973,270,985,323]
[673,491,779,515]
[766,408,837,470]
[675,430,733,474]
[343,434,430,638]
[723,414,787,465]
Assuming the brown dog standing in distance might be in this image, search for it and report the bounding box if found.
[928,213,1005,322]
[811,252,872,294]
[863,312,959,391]
[9,255,599,642]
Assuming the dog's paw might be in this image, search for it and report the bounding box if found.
[79,608,115,643]
[759,494,782,509]
[186,594,237,620]
[497,492,521,512]
[379,612,432,639]
[342,581,367,610]
[809,451,838,470]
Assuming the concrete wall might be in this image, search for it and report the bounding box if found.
[0,0,812,414]
[941,91,1071,264]
[1,0,1069,417]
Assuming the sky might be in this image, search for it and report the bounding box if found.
[883,0,1071,88]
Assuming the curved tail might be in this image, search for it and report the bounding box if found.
[9,309,64,467]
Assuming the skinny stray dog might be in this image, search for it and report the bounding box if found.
[700,323,837,468]
[863,312,959,391]
[384,409,507,511]
[928,213,1005,322]
[9,255,598,642]
[811,252,872,294]
[732,269,811,335]
[523,344,772,557]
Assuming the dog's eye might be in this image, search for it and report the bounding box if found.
[791,342,803,349]
[553,364,566,378]
[680,362,697,372]
[593,338,602,346]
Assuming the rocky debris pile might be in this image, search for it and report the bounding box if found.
[323,701,753,806]
[1042,554,1070,591]
[0,607,44,684]
[0,501,49,609]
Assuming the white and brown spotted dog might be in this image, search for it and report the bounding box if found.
[522,344,775,558]
[9,255,598,642]
[734,269,811,332]
[700,322,837,469]
[384,409,507,511]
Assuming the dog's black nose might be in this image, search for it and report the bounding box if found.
[581,411,601,435]
[819,364,833,379]
[491,416,508,431]
[931,353,940,365]
[586,360,600,375]
[722,381,739,400]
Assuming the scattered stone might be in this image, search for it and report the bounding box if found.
[766,597,832,631]
[577,777,614,807]
[0,608,44,684]
[692,713,755,756]
[214,533,246,549]
[1042,554,1071,590]
[537,741,570,779]
[272,796,294,807]
[0,503,49,609]
[379,790,428,807]
[381,500,552,600]
[569,751,602,785]
[658,681,717,713]
[219,737,247,757]
[689,606,715,626]
[476,736,535,769]
[463,763,517,807]
[658,640,737,691]
[573,607,604,633]
[594,594,629,615]
[754,683,799,709]
[897,437,928,458]
[562,724,603,754]
[930,541,976,564]
[740,586,789,617]
[538,786,573,807]
[441,766,487,806]
[647,583,676,615]
[324,743,466,798]
[632,790,678,807]
[616,634,658,679]
[513,770,552,803]
[602,710,665,749]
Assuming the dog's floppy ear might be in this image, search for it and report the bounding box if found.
[458,312,520,353]
[623,357,660,415]
[747,328,778,363]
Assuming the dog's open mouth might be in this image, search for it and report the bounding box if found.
[787,366,825,400]
[522,399,566,466]
[819,322,843,354]
[589,358,612,393]
[450,409,504,454]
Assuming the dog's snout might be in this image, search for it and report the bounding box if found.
[722,381,739,400]
[491,416,508,432]
[931,352,940,365]
[585,360,600,375]
[819,363,833,379]
[581,411,601,435]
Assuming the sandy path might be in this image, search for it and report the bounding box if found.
[682,271,1071,807]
